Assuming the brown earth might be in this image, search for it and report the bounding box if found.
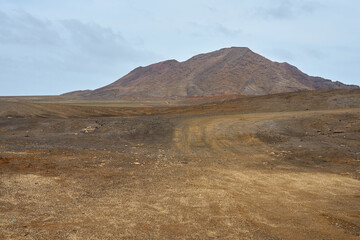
[1,89,360,239]
[64,47,358,99]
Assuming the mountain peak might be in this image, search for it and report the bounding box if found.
[217,46,251,51]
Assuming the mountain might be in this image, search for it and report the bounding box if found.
[64,47,358,99]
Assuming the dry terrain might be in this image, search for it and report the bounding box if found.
[1,89,360,239]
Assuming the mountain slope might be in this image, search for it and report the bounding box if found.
[67,47,358,99]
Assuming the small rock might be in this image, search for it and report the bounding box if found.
[80,126,96,133]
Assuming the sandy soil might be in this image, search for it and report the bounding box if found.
[0,90,360,239]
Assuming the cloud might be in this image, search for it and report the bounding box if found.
[0,10,155,59]
[0,10,158,95]
[60,20,154,63]
[257,0,320,20]
[0,10,61,45]
[186,22,241,39]
[215,24,242,37]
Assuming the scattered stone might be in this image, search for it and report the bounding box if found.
[81,126,96,133]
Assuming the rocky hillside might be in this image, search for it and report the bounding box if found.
[65,47,358,99]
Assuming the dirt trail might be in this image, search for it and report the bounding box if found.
[169,108,360,239]
[174,108,360,155]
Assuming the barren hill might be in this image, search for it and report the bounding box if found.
[65,47,358,99]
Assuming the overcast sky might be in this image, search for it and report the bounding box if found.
[0,0,359,96]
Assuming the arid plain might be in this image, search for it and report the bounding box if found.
[1,89,360,239]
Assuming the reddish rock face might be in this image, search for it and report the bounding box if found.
[66,47,358,99]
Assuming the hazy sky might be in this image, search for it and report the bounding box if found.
[0,0,359,95]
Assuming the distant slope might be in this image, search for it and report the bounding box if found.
[3,89,360,118]
[65,47,358,99]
